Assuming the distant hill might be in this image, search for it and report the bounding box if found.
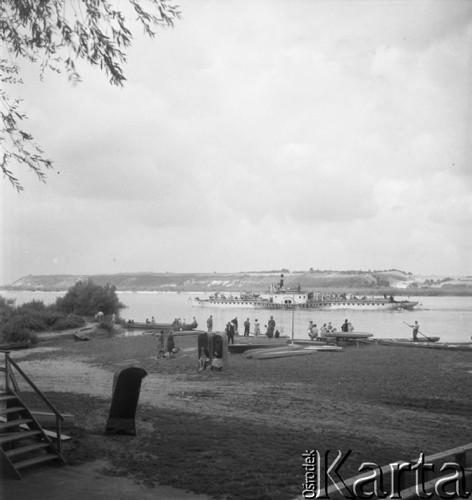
[6,269,471,295]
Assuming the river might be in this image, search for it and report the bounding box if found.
[1,290,471,342]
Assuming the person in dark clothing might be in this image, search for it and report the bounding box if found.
[267,316,275,339]
[341,319,349,333]
[243,318,250,337]
[232,317,239,335]
[226,322,235,345]
[207,315,213,332]
[167,331,176,358]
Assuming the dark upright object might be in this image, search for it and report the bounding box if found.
[105,366,147,436]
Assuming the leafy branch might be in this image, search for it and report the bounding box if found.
[0,0,181,191]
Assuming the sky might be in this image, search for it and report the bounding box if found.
[1,0,472,284]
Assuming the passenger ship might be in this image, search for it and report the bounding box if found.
[192,286,418,311]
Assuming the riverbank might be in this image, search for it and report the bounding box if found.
[3,331,472,499]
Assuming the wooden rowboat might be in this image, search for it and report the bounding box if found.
[377,339,472,351]
[125,320,198,331]
[378,337,440,344]
[324,331,374,339]
[250,346,342,360]
[73,332,90,341]
[228,343,289,354]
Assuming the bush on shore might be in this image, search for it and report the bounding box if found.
[0,280,121,343]
[55,279,124,316]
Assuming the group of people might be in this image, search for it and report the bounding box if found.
[307,319,354,340]
[207,315,281,344]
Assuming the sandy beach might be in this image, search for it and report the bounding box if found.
[2,329,472,499]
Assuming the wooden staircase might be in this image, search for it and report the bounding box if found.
[0,352,66,479]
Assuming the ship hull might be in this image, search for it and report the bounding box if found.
[193,299,418,311]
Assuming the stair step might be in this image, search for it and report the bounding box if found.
[5,442,51,458]
[0,418,33,430]
[0,430,41,445]
[0,406,26,415]
[15,453,59,470]
[0,394,17,403]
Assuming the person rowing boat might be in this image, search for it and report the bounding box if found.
[404,320,434,342]
[406,320,420,341]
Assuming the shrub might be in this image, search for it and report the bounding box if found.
[98,317,115,334]
[51,314,86,331]
[0,295,85,343]
[55,279,124,316]
[0,321,38,345]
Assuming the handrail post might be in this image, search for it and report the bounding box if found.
[5,351,11,392]
[55,414,62,455]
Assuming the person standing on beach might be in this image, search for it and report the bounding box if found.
[319,323,328,339]
[243,318,250,337]
[254,319,261,336]
[225,322,235,345]
[267,316,275,339]
[157,330,166,358]
[207,315,213,332]
[308,323,319,340]
[167,331,176,358]
[232,317,239,335]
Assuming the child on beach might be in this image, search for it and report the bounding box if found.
[211,352,223,371]
[157,330,166,358]
[198,348,210,371]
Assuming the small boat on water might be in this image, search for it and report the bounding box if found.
[125,320,198,332]
[378,337,440,344]
[377,339,472,351]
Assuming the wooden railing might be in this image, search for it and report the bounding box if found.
[2,351,64,454]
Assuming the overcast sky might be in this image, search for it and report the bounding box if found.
[1,0,472,284]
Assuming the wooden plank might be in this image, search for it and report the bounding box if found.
[30,410,75,429]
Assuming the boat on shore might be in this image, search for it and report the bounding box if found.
[192,281,418,311]
[248,345,343,359]
[228,343,290,354]
[73,332,90,342]
[125,319,198,332]
[324,331,374,339]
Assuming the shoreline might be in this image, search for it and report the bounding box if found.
[3,330,472,499]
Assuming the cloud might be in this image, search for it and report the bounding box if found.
[2,0,472,283]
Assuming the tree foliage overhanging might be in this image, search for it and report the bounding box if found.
[0,0,181,191]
